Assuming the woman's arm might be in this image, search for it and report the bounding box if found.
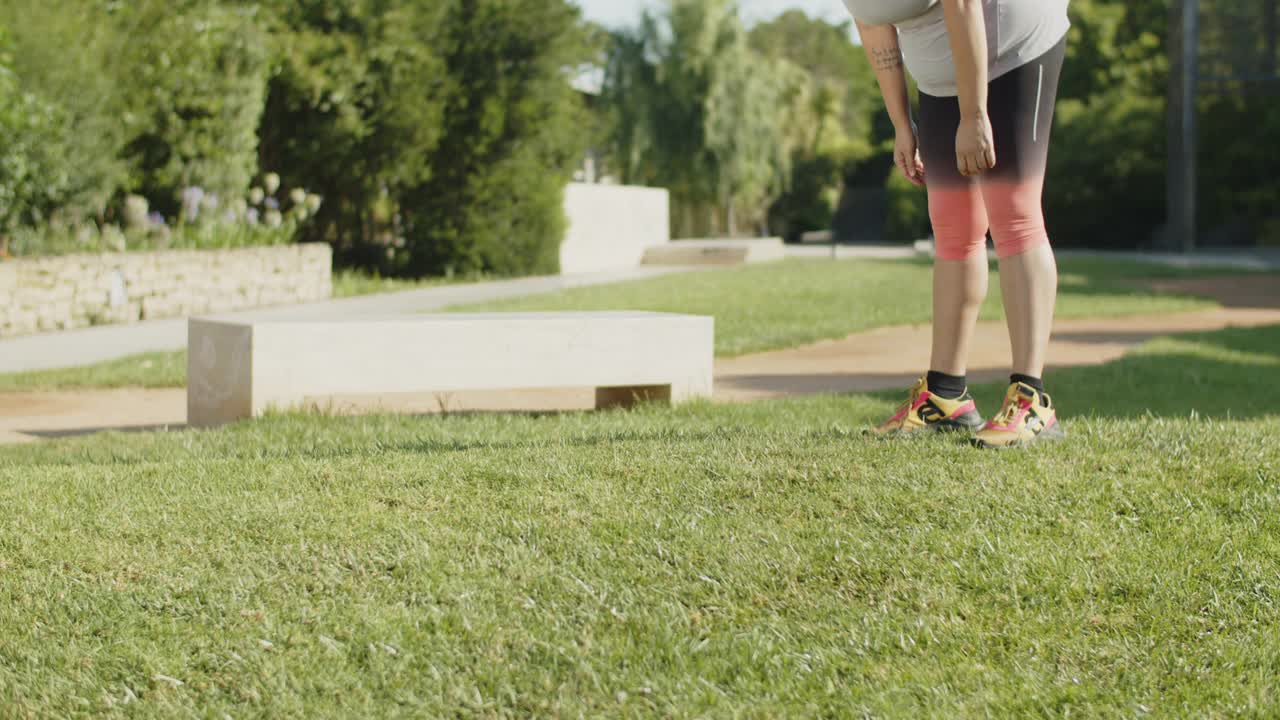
[857,20,924,186]
[940,0,995,176]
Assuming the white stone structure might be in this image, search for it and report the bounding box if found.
[187,311,713,427]
[560,183,670,274]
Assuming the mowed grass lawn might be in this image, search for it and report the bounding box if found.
[456,257,1225,356]
[0,257,1230,392]
[1,324,1278,716]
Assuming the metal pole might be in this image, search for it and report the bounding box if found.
[1167,0,1200,254]
[1266,0,1278,78]
[1181,0,1200,254]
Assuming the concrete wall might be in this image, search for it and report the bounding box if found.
[0,244,331,338]
[561,183,669,274]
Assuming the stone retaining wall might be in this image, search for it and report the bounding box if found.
[0,244,332,338]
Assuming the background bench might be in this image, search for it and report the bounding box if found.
[187,312,714,427]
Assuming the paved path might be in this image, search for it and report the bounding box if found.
[717,273,1280,401]
[715,307,1280,402]
[0,267,700,374]
[1056,248,1280,271]
[0,389,185,445]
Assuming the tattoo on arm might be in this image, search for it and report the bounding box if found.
[871,47,904,72]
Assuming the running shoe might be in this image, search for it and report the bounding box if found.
[973,382,1066,449]
[868,377,985,437]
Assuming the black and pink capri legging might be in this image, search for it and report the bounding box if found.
[917,37,1066,261]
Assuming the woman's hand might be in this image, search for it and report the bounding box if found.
[956,111,996,176]
[895,124,926,186]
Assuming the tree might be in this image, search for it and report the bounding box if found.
[749,11,876,156]
[602,0,796,237]
[705,28,800,234]
[257,0,452,269]
[749,11,878,241]
[399,0,591,276]
[1043,0,1170,247]
[0,0,131,225]
[121,1,272,218]
[0,33,63,236]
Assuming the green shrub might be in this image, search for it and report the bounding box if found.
[884,166,929,244]
[1043,91,1166,248]
[0,47,66,235]
[767,150,844,243]
[123,2,271,218]
[399,0,590,277]
[257,0,451,272]
[0,5,129,228]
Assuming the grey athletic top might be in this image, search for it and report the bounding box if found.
[842,0,1071,97]
[842,0,938,26]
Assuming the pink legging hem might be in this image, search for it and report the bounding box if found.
[929,179,1050,261]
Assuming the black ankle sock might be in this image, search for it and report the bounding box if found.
[1011,373,1047,398]
[926,371,967,400]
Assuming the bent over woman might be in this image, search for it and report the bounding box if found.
[844,0,1070,448]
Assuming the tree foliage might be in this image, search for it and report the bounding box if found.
[400,0,590,276]
[0,0,591,276]
[749,11,879,241]
[0,36,63,235]
[1040,0,1170,247]
[257,0,452,269]
[602,0,798,237]
[120,2,272,216]
[0,1,131,227]
[6,0,1277,265]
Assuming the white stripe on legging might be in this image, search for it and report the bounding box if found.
[1032,64,1045,143]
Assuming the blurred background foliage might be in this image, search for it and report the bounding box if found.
[0,0,1274,276]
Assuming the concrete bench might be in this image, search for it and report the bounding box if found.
[187,312,714,427]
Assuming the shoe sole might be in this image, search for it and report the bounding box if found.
[973,421,1067,450]
[867,417,986,439]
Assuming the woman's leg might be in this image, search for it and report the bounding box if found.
[981,37,1066,385]
[918,92,990,384]
[996,243,1057,378]
[930,197,989,378]
[972,37,1069,448]
[868,91,988,436]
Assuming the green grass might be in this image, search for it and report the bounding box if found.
[0,351,186,392]
[1,324,1278,716]
[0,258,1244,393]
[455,257,1228,356]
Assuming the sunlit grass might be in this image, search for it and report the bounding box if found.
[1,323,1277,716]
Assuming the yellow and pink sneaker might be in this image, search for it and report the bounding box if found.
[974,382,1066,449]
[869,378,986,437]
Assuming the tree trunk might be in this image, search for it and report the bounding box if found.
[1166,0,1199,253]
